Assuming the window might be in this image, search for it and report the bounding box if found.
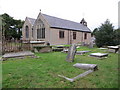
[59,31,64,38]
[25,25,29,38]
[32,28,34,38]
[84,33,87,39]
[37,19,45,39]
[73,32,76,39]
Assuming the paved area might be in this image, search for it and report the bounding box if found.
[2,51,34,58]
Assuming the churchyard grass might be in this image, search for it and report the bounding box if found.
[2,46,118,88]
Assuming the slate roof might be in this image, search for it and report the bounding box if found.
[42,14,91,32]
[26,14,91,32]
[27,17,36,25]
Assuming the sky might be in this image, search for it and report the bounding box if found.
[0,0,119,31]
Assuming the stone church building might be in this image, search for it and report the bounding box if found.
[22,12,91,45]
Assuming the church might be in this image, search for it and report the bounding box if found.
[22,12,91,45]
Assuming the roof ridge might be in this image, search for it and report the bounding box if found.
[42,13,81,24]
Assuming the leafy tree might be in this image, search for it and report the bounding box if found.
[1,13,24,40]
[92,28,98,36]
[113,29,120,45]
[94,19,114,47]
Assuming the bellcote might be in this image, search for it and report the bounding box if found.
[80,18,87,26]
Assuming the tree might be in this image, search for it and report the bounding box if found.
[14,19,24,39]
[94,19,114,47]
[92,28,98,36]
[1,13,24,40]
[114,29,120,45]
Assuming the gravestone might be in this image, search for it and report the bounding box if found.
[66,44,77,62]
[90,53,108,58]
[34,48,38,53]
[73,63,98,71]
[89,41,93,48]
[39,46,52,53]
[107,46,119,53]
[2,51,35,60]
[76,51,91,55]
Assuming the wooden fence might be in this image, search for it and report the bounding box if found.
[2,39,31,53]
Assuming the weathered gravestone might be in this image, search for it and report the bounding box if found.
[66,44,77,62]
[76,51,91,55]
[89,41,93,48]
[39,46,52,53]
[73,63,98,71]
[89,53,108,58]
[2,51,35,60]
[107,46,119,53]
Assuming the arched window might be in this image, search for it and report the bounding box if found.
[84,33,87,39]
[25,25,29,38]
[37,19,45,39]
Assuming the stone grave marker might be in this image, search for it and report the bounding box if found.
[89,41,93,48]
[107,46,119,53]
[39,46,52,53]
[66,44,77,62]
[89,53,108,58]
[76,51,91,55]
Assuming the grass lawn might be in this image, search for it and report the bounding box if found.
[2,46,118,88]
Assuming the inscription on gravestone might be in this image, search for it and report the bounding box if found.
[66,44,77,62]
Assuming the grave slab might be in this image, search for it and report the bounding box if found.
[2,51,35,60]
[107,46,119,53]
[90,53,108,58]
[76,51,90,55]
[73,63,98,71]
[98,48,108,50]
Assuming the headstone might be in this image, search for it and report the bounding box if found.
[34,48,38,53]
[66,44,77,62]
[89,41,93,48]
[39,46,52,53]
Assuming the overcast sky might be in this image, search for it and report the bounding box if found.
[0,0,119,30]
